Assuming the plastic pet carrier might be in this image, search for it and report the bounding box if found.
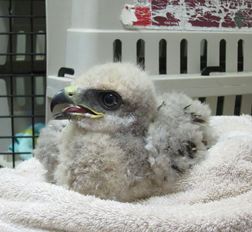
[46,0,252,122]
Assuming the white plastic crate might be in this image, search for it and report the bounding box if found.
[46,0,252,120]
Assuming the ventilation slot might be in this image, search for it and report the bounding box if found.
[234,40,244,115]
[137,39,145,69]
[159,39,167,74]
[35,76,45,105]
[14,77,25,106]
[237,39,244,72]
[234,95,242,115]
[219,39,226,71]
[113,39,122,62]
[216,40,226,115]
[198,39,208,103]
[180,39,187,73]
[16,31,26,61]
[35,31,45,61]
[200,39,207,71]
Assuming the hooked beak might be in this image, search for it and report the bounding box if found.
[50,89,73,112]
[50,86,104,120]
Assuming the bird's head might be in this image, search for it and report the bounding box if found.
[51,63,157,134]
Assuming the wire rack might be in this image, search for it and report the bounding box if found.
[0,0,46,168]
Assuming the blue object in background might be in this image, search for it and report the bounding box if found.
[8,123,45,160]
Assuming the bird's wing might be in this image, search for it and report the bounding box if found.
[146,93,215,181]
[34,120,69,183]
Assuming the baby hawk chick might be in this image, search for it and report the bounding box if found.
[35,63,214,202]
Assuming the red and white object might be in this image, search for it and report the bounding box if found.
[121,0,252,30]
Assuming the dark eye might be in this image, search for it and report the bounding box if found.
[100,91,122,110]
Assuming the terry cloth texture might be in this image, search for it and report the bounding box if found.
[0,115,252,232]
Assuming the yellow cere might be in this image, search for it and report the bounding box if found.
[65,85,77,94]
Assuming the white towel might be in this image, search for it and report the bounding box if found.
[0,115,252,232]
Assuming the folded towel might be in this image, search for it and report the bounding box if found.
[0,115,251,232]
